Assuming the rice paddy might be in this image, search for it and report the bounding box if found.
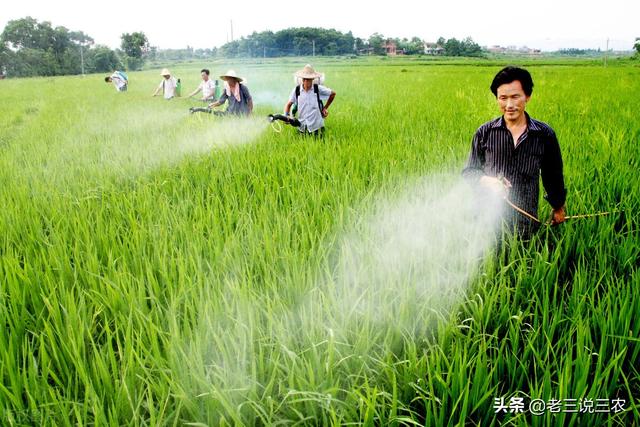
[1,58,638,425]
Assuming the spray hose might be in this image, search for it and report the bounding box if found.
[495,175,618,225]
[504,197,618,225]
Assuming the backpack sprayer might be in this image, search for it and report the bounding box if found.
[268,83,325,132]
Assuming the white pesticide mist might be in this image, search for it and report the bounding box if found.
[250,90,287,110]
[167,284,260,415]
[99,108,269,172]
[330,175,503,329]
[172,174,506,417]
[281,174,506,354]
[25,107,271,190]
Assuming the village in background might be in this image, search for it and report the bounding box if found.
[1,17,638,79]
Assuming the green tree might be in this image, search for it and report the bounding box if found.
[120,32,149,70]
[87,45,122,72]
[217,27,361,58]
[398,36,424,55]
[460,36,483,56]
[0,43,11,75]
[1,17,95,76]
[634,37,640,55]
[368,33,386,55]
[444,38,462,56]
[440,36,483,57]
[1,17,42,50]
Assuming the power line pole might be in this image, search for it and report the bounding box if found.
[80,44,85,76]
[230,20,234,42]
[604,38,609,67]
[312,40,315,57]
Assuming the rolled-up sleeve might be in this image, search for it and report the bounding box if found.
[318,85,333,100]
[462,128,486,184]
[541,130,567,209]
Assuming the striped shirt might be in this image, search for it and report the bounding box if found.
[463,113,567,232]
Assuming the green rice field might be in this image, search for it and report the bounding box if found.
[1,58,639,425]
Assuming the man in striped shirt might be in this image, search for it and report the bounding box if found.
[463,66,567,237]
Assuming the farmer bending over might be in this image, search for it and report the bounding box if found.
[105,70,128,92]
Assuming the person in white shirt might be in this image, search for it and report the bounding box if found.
[105,71,128,92]
[187,68,219,102]
[284,64,336,137]
[152,68,177,99]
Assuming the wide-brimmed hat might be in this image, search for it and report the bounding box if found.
[160,68,171,76]
[219,70,243,82]
[295,64,322,80]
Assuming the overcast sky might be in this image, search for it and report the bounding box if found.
[2,0,637,51]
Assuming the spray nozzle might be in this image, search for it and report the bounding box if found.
[267,114,300,127]
[497,174,512,191]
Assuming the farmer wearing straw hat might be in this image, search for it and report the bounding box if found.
[152,68,178,99]
[284,64,336,136]
[463,66,566,238]
[208,70,253,116]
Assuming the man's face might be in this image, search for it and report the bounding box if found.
[496,80,530,123]
[227,78,238,88]
[201,72,209,81]
[163,74,170,80]
[302,78,313,90]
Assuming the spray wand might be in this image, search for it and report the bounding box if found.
[189,107,227,116]
[497,176,620,225]
[267,114,301,133]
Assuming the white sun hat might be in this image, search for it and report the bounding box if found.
[219,69,244,82]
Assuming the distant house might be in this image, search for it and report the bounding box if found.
[487,45,541,55]
[358,47,374,55]
[383,39,397,56]
[487,45,507,54]
[424,42,444,55]
[519,47,542,55]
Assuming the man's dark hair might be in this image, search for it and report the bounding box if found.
[104,76,111,82]
[490,66,534,97]
[201,69,210,75]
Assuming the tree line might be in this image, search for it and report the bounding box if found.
[1,18,488,78]
[0,17,150,77]
[218,28,482,58]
